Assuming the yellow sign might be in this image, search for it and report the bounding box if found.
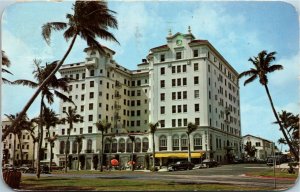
[155,152,204,158]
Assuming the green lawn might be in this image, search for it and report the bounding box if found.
[20,176,273,191]
[247,168,299,179]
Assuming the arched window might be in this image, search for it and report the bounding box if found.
[60,141,65,154]
[119,138,125,153]
[172,135,179,151]
[127,138,133,153]
[112,139,117,153]
[181,135,188,150]
[135,138,141,152]
[104,138,111,153]
[72,141,78,154]
[142,138,149,152]
[193,134,202,150]
[87,139,92,153]
[66,140,70,154]
[159,135,167,151]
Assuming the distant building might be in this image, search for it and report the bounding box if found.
[242,134,275,160]
[1,118,35,166]
[50,28,242,170]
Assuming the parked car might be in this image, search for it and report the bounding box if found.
[202,159,218,168]
[232,158,244,164]
[24,167,36,174]
[168,161,194,171]
[19,164,31,173]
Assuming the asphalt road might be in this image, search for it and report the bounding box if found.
[26,164,298,190]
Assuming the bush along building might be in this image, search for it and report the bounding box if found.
[50,28,242,170]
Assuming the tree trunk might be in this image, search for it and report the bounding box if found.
[264,85,299,161]
[77,144,80,171]
[17,134,23,166]
[9,34,78,140]
[100,132,104,172]
[187,133,191,163]
[65,134,71,173]
[49,143,53,172]
[37,95,44,179]
[32,142,35,168]
[131,140,135,171]
[152,133,155,171]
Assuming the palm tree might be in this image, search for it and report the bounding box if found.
[47,134,58,172]
[1,50,13,84]
[74,135,85,171]
[95,120,111,172]
[10,1,119,138]
[186,122,198,163]
[29,125,38,168]
[149,121,160,171]
[3,113,32,167]
[238,50,299,161]
[13,59,73,178]
[61,108,83,173]
[244,141,257,158]
[128,135,135,171]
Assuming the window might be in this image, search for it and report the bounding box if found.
[160,54,165,62]
[82,73,85,79]
[160,106,165,114]
[183,105,187,113]
[137,100,141,106]
[193,49,199,57]
[178,119,182,127]
[194,63,199,71]
[159,135,167,151]
[89,92,94,99]
[172,66,176,73]
[183,78,187,86]
[69,85,73,91]
[172,79,176,87]
[90,69,94,76]
[195,104,199,112]
[137,80,141,86]
[172,105,176,113]
[182,65,187,72]
[256,142,261,147]
[177,78,181,86]
[81,83,85,90]
[136,120,141,126]
[62,129,65,135]
[183,118,187,126]
[177,92,181,99]
[137,110,141,116]
[160,80,165,88]
[107,82,109,89]
[177,105,182,113]
[80,128,83,134]
[172,92,176,100]
[194,90,199,98]
[176,52,182,60]
[177,65,181,73]
[160,93,165,101]
[194,76,199,85]
[172,135,179,150]
[194,134,202,150]
[181,135,188,150]
[131,100,135,106]
[183,91,187,99]
[131,90,135,96]
[195,118,200,125]
[90,81,94,87]
[131,81,135,86]
[89,103,93,110]
[172,119,176,127]
[160,120,165,128]
[88,115,93,122]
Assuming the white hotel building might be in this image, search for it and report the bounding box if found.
[47,29,242,169]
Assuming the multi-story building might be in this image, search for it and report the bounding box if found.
[242,134,275,160]
[1,118,35,166]
[52,28,242,170]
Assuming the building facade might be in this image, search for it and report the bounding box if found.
[1,118,35,166]
[51,29,242,169]
[242,134,275,160]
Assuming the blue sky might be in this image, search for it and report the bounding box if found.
[1,0,299,150]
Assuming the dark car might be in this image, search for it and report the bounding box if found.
[202,159,218,168]
[168,161,194,171]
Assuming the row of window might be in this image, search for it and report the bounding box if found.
[159,49,200,62]
[159,118,200,128]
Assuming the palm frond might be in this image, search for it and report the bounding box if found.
[2,78,12,84]
[54,90,75,105]
[2,68,13,75]
[268,64,283,73]
[243,74,258,86]
[238,69,257,79]
[42,22,67,44]
[13,79,38,88]
[2,50,11,67]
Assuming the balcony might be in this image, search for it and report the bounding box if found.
[85,57,98,69]
[115,80,122,89]
[114,104,121,110]
[85,149,94,153]
[115,93,121,99]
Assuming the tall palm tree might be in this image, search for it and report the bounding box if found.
[61,108,83,173]
[10,1,119,138]
[128,135,135,171]
[13,59,73,178]
[1,50,13,84]
[74,135,85,171]
[47,134,58,172]
[95,120,111,172]
[186,122,198,163]
[3,113,32,167]
[238,50,299,161]
[149,121,160,171]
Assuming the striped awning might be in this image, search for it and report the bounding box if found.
[155,152,204,158]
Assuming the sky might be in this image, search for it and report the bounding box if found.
[1,0,299,150]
